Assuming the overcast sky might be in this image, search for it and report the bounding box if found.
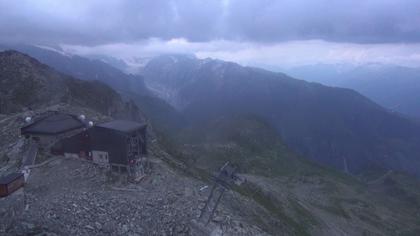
[2,0,420,68]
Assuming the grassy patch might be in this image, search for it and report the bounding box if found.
[235,182,312,236]
[288,197,319,228]
[313,197,351,219]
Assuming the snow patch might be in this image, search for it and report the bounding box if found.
[35,45,72,57]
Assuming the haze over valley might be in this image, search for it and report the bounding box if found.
[1,1,420,235]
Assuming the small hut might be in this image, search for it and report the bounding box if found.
[56,120,148,175]
[21,112,87,150]
[21,112,148,176]
[89,120,147,167]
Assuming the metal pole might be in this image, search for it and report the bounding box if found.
[206,187,225,225]
[199,183,217,219]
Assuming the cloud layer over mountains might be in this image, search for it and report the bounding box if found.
[2,0,420,45]
[2,0,420,68]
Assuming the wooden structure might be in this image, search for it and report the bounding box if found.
[21,112,87,152]
[21,112,148,179]
[0,172,25,197]
[90,120,147,164]
[55,120,148,178]
[90,120,148,177]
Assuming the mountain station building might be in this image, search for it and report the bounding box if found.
[21,112,147,176]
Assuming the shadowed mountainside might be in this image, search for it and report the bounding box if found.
[0,45,185,136]
[0,50,142,121]
[286,63,420,119]
[1,51,420,235]
[0,44,148,95]
[142,55,420,177]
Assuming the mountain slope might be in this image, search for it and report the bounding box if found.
[0,51,274,235]
[0,50,143,120]
[0,50,146,180]
[286,63,420,118]
[1,51,420,235]
[162,114,420,235]
[0,45,185,135]
[143,55,420,177]
[0,44,149,95]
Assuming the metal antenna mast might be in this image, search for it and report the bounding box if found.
[198,162,243,225]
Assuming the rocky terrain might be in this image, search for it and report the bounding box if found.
[142,55,420,178]
[169,115,420,235]
[0,151,269,235]
[1,50,420,235]
[1,106,420,235]
[0,44,149,96]
[0,50,144,120]
[0,46,187,140]
[0,51,273,235]
[0,103,273,236]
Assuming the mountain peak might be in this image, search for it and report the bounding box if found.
[0,50,45,65]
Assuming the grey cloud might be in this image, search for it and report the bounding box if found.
[224,0,420,43]
[0,0,224,45]
[0,0,420,45]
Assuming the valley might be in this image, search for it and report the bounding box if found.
[142,55,420,178]
[286,63,420,119]
[1,49,420,235]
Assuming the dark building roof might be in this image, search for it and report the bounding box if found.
[21,113,86,135]
[95,120,146,133]
[0,172,24,185]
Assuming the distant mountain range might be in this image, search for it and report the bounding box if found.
[285,63,420,119]
[0,50,142,121]
[1,50,420,235]
[0,45,185,134]
[0,44,149,95]
[142,55,420,177]
[3,45,420,179]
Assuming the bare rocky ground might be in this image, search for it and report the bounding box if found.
[243,174,420,235]
[0,105,273,235]
[2,105,420,235]
[0,153,273,236]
